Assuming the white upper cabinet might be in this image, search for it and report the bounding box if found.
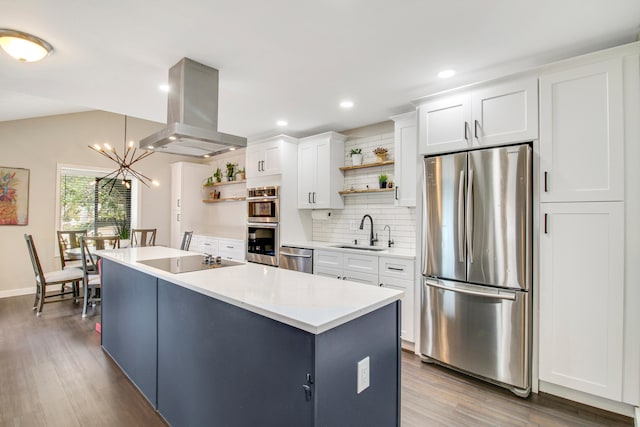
[391,112,417,207]
[539,58,624,202]
[246,138,283,178]
[297,132,346,209]
[418,77,538,155]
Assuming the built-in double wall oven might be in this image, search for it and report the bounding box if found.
[246,186,279,267]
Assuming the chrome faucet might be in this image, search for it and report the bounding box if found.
[383,225,394,248]
[359,214,378,246]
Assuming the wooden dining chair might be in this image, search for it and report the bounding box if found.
[80,236,118,317]
[180,231,194,251]
[57,229,88,269]
[24,234,84,316]
[131,228,156,247]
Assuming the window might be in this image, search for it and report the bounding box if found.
[57,165,139,239]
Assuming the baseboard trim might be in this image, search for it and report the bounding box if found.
[539,380,635,417]
[0,288,35,299]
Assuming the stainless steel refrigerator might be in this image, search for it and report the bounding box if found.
[420,143,532,397]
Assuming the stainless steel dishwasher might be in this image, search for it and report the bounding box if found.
[279,246,313,273]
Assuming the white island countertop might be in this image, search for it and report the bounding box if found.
[97,246,402,335]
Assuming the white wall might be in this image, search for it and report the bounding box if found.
[0,111,193,297]
[312,121,417,250]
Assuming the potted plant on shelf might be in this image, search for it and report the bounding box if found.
[378,173,388,189]
[235,167,246,181]
[350,148,363,166]
[213,167,222,183]
[225,162,237,182]
[373,147,388,162]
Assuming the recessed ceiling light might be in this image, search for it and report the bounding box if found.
[159,84,170,92]
[276,120,288,127]
[340,100,354,109]
[437,69,456,79]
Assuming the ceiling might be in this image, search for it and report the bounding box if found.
[1,0,639,141]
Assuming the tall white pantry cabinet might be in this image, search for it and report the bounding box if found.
[537,44,640,411]
[170,162,210,249]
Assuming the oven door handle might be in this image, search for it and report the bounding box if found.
[247,222,279,228]
[247,196,279,201]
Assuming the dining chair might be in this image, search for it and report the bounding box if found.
[79,235,119,317]
[24,234,84,316]
[180,231,194,251]
[57,229,88,269]
[131,228,157,247]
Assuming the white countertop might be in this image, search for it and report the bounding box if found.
[281,240,416,259]
[97,246,402,335]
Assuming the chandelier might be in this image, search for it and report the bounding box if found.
[89,116,159,193]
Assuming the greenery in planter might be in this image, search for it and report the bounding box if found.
[213,167,222,182]
[112,215,130,240]
[350,148,362,156]
[373,147,388,156]
[235,167,245,179]
[225,162,237,180]
[378,173,388,183]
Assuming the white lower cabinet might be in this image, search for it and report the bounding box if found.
[379,257,415,342]
[314,250,378,286]
[189,235,219,257]
[314,250,417,343]
[539,202,624,401]
[218,238,245,261]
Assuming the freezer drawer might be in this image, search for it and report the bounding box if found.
[420,278,530,392]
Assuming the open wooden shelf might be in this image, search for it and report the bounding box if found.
[339,160,394,171]
[202,197,247,203]
[339,188,394,195]
[203,179,247,187]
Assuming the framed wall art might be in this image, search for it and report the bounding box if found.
[0,167,29,225]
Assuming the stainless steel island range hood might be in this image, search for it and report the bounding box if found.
[140,58,247,157]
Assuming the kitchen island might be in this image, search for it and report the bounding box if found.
[97,246,402,427]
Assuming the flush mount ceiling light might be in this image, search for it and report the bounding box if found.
[89,116,159,193]
[437,69,456,79]
[276,120,288,127]
[0,29,53,62]
[340,100,354,109]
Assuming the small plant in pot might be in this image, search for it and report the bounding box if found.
[225,162,237,181]
[350,148,363,166]
[213,167,222,183]
[373,147,388,162]
[235,167,246,181]
[378,173,388,189]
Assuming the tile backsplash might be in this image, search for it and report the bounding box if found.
[312,121,417,252]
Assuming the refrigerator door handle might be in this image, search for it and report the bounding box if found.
[457,170,465,262]
[466,167,474,263]
[424,279,516,301]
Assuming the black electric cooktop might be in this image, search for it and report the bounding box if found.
[138,255,244,274]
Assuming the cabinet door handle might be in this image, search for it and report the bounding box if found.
[176,213,180,222]
[312,192,316,203]
[177,198,180,208]
[226,246,234,249]
[379,283,384,287]
[464,121,468,140]
[544,171,548,192]
[308,192,312,204]
[394,187,399,200]
[474,120,479,139]
[544,213,548,234]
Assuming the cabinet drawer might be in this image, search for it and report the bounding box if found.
[343,253,378,274]
[378,257,414,280]
[218,239,245,261]
[315,250,343,269]
[315,266,343,280]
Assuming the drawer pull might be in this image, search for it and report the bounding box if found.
[388,266,404,272]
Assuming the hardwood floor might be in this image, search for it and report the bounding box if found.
[0,294,633,426]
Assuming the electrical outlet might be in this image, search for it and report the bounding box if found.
[357,356,370,394]
[350,220,358,231]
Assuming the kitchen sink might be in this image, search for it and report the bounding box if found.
[331,245,387,252]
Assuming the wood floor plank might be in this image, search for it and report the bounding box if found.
[0,294,633,427]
